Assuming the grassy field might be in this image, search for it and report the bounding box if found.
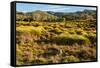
[16,21,96,65]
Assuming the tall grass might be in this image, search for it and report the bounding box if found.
[16,21,96,65]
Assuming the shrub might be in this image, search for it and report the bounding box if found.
[16,46,25,65]
[31,26,46,36]
[16,47,23,64]
[43,48,60,57]
[44,26,53,30]
[31,58,47,64]
[22,50,33,63]
[78,46,96,60]
[86,33,96,44]
[16,61,23,65]
[52,33,90,45]
[32,49,44,55]
[62,55,80,62]
[16,26,46,36]
[50,28,62,34]
[16,25,34,33]
[75,29,84,35]
[73,35,90,45]
[16,31,35,45]
[31,22,42,27]
[68,30,76,34]
[65,24,72,28]
[16,44,34,65]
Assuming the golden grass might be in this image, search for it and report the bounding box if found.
[16,21,97,65]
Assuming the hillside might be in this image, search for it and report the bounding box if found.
[16,9,96,22]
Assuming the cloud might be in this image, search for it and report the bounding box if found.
[86,7,96,10]
[16,3,96,13]
[41,5,71,12]
[43,8,70,12]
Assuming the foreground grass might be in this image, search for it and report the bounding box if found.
[16,21,96,65]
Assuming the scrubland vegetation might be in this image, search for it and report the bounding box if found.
[16,10,97,65]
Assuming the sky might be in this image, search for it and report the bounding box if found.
[16,3,96,13]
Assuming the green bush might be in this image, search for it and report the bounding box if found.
[52,33,90,45]
[86,33,96,44]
